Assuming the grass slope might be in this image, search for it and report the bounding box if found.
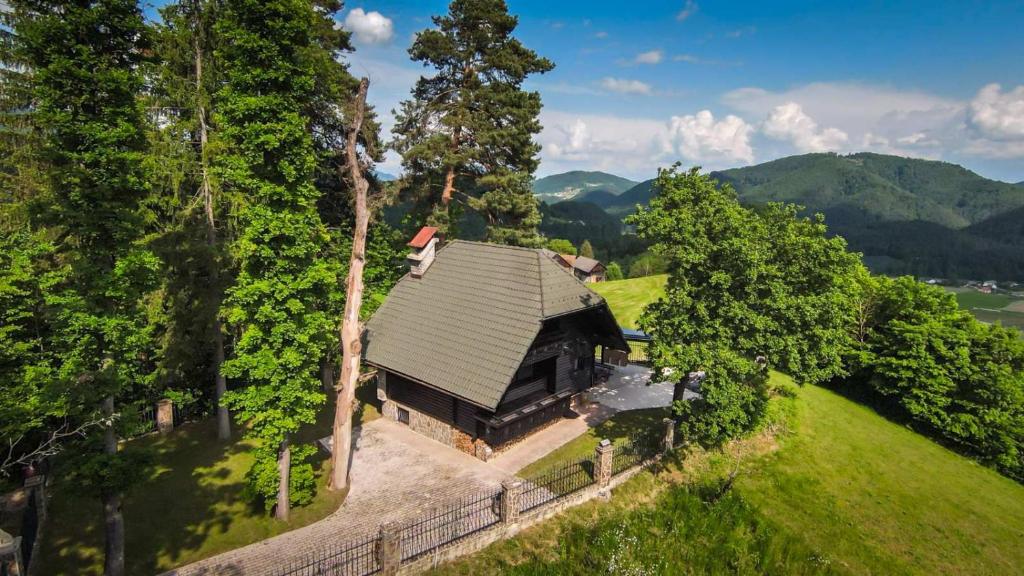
[737,384,1024,575]
[590,274,666,329]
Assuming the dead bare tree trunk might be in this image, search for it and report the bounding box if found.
[275,438,291,521]
[101,395,125,576]
[330,78,371,492]
[194,22,230,441]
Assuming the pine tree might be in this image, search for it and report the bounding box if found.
[215,0,336,520]
[6,1,158,573]
[392,0,553,246]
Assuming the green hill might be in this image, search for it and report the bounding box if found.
[713,153,1024,227]
[593,153,1024,280]
[538,200,646,262]
[532,170,637,204]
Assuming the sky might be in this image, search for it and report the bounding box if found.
[284,1,1024,182]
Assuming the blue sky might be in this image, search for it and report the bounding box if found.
[290,2,1024,181]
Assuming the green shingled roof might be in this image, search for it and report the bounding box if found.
[363,240,610,410]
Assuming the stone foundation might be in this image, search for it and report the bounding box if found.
[382,399,455,450]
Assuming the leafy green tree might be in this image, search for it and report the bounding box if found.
[6,1,158,572]
[627,251,666,278]
[846,276,1024,479]
[605,261,623,281]
[629,166,859,443]
[546,238,576,255]
[215,0,336,519]
[579,239,594,259]
[392,0,553,246]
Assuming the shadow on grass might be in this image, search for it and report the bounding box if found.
[37,395,348,576]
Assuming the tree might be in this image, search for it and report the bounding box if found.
[605,261,623,281]
[579,239,594,259]
[330,78,373,491]
[153,0,232,440]
[629,165,859,443]
[627,252,666,278]
[844,276,1024,480]
[392,0,553,246]
[6,1,159,573]
[546,238,575,255]
[215,0,334,520]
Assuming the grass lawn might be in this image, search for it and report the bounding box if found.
[432,378,1024,575]
[951,290,1016,310]
[590,274,666,328]
[946,289,1024,331]
[35,382,382,575]
[517,407,671,478]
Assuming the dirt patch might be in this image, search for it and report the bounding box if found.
[1003,300,1024,313]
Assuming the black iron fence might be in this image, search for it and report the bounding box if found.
[400,489,502,562]
[519,455,596,513]
[612,430,662,475]
[277,532,380,576]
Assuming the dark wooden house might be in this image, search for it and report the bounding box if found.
[364,229,629,459]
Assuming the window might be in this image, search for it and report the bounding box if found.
[397,407,410,425]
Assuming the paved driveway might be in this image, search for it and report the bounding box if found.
[167,419,508,576]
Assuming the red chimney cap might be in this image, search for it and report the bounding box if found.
[407,226,439,248]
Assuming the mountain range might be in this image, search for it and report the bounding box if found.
[534,153,1024,280]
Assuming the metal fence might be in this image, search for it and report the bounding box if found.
[519,455,596,513]
[612,430,662,476]
[277,532,380,576]
[626,340,651,365]
[400,488,502,562]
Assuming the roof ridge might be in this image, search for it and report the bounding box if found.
[447,239,544,254]
[536,249,547,317]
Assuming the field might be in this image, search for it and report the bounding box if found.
[948,288,1024,330]
[430,275,1024,575]
[590,274,666,328]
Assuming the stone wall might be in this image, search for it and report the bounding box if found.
[382,399,454,448]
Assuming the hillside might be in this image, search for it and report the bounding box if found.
[532,170,637,204]
[574,153,1024,280]
[713,153,1024,228]
[538,200,646,262]
[436,277,1024,575]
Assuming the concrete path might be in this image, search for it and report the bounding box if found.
[166,419,508,576]
[586,364,676,411]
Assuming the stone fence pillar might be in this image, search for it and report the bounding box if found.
[595,439,614,488]
[662,418,676,454]
[499,479,522,524]
[378,521,402,576]
[156,399,174,434]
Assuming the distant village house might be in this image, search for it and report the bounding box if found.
[542,250,607,283]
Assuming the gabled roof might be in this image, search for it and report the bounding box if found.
[572,256,603,274]
[363,240,618,410]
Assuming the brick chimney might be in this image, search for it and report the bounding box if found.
[407,226,439,278]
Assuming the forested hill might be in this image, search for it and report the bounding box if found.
[713,153,1024,228]
[536,153,1024,280]
[532,171,638,204]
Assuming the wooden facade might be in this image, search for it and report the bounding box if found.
[379,308,608,450]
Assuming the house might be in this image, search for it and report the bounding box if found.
[364,228,630,460]
[540,250,607,283]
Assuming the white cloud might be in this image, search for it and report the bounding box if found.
[668,110,754,164]
[763,102,848,152]
[344,8,394,45]
[968,83,1024,140]
[677,0,698,22]
[635,50,663,65]
[600,77,652,95]
[595,31,609,39]
[540,111,672,176]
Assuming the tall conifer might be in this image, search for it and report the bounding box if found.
[392,0,552,246]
